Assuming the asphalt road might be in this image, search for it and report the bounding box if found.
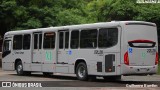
[0,68,160,90]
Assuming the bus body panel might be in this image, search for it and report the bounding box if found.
[66,26,121,76]
[121,22,158,75]
[2,35,14,71]
[2,21,158,77]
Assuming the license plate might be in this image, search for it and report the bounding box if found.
[140,68,147,71]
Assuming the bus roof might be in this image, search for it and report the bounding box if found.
[4,21,156,36]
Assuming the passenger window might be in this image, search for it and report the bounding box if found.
[59,32,64,49]
[34,34,38,49]
[98,28,118,48]
[71,30,79,49]
[23,34,31,50]
[39,34,42,49]
[65,32,69,49]
[34,33,42,49]
[43,32,56,49]
[13,35,23,50]
[80,29,97,48]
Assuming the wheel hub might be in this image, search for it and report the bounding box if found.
[18,65,22,73]
[78,66,85,78]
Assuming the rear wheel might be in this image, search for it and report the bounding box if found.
[103,76,121,81]
[16,61,24,75]
[76,62,88,81]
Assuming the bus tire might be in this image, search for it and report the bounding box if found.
[103,76,121,81]
[76,62,88,81]
[16,61,24,76]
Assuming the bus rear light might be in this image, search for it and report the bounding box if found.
[128,39,155,43]
[124,51,129,65]
[155,52,159,65]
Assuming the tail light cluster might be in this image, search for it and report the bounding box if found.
[124,51,129,65]
[155,52,159,65]
[126,39,158,66]
[124,51,159,65]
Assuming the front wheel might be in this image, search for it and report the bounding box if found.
[16,61,24,75]
[76,62,88,81]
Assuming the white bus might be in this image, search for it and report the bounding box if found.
[2,21,159,81]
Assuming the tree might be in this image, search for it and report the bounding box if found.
[0,0,160,38]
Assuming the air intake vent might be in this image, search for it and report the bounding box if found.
[97,62,102,72]
[105,54,115,72]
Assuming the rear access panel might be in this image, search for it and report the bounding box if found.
[105,54,115,72]
[97,62,102,72]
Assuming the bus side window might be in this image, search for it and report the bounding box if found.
[65,32,69,49]
[80,29,97,48]
[71,30,79,49]
[23,34,31,50]
[43,32,56,49]
[98,28,118,48]
[34,33,42,49]
[34,34,38,49]
[39,34,42,49]
[59,32,64,49]
[13,35,23,50]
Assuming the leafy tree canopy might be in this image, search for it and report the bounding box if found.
[0,0,160,38]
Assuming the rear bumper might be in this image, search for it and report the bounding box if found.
[121,64,158,75]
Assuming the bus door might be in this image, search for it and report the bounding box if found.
[56,30,69,73]
[57,31,69,64]
[32,32,42,64]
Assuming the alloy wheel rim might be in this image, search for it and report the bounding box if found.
[17,65,22,73]
[78,66,85,78]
